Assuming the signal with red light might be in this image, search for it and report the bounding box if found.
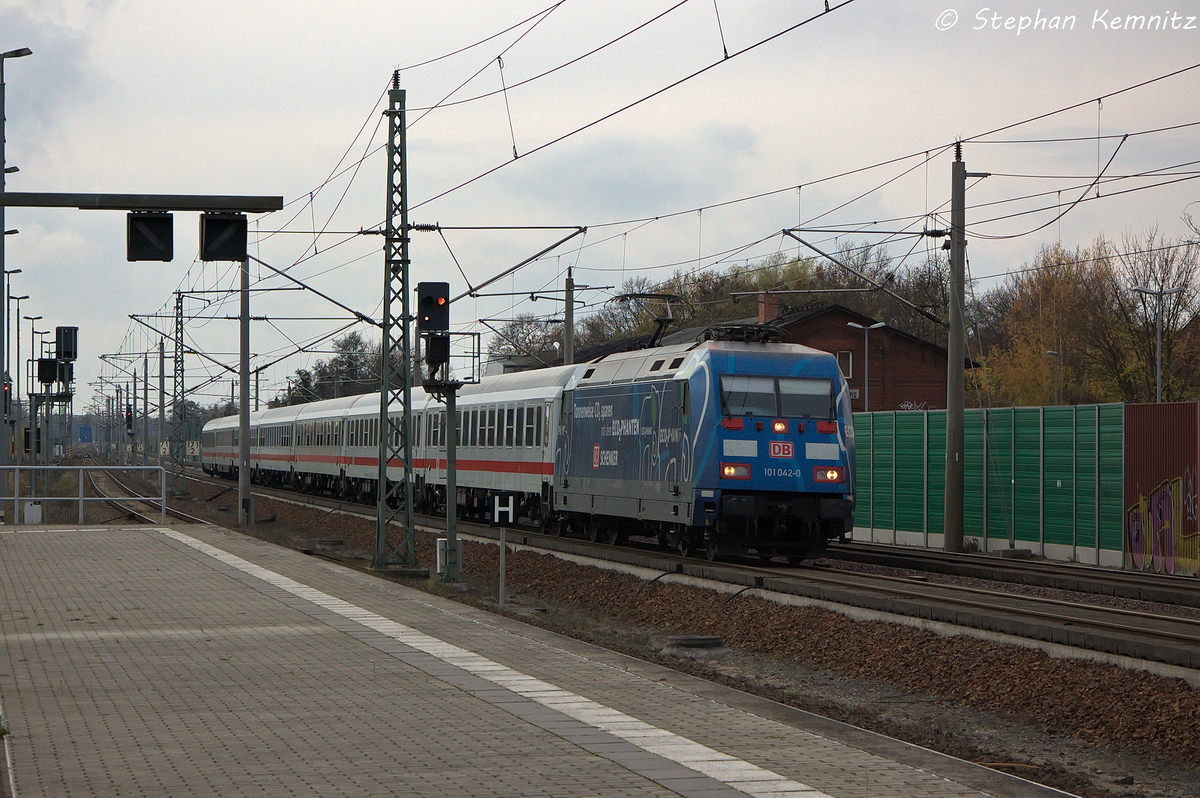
[417,282,451,332]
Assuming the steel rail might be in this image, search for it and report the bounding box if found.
[84,461,210,526]
[828,541,1200,600]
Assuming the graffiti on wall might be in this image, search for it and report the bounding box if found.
[1126,467,1200,576]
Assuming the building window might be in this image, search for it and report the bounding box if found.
[837,350,853,379]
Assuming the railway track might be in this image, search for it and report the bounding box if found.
[827,540,1200,608]
[172,465,1200,672]
[84,464,210,526]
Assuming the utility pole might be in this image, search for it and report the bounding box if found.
[132,369,138,463]
[172,293,184,492]
[944,143,988,554]
[944,147,967,554]
[444,386,460,580]
[563,267,574,365]
[142,354,148,466]
[157,338,165,469]
[375,70,418,569]
[1,47,33,467]
[117,383,124,465]
[238,256,252,527]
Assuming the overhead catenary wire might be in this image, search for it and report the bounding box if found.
[411,0,859,211]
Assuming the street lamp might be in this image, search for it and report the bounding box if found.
[3,270,20,426]
[24,316,42,466]
[1,46,33,466]
[1133,284,1185,403]
[1046,350,1061,405]
[847,321,885,413]
[10,294,28,455]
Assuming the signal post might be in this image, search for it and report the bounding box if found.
[417,282,461,581]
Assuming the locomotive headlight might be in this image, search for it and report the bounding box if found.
[721,463,751,480]
[772,420,788,434]
[814,466,844,483]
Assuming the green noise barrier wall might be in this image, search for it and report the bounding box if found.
[852,405,1125,557]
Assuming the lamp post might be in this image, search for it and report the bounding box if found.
[5,271,21,380]
[1133,284,1185,403]
[10,295,27,462]
[24,316,41,464]
[847,321,885,412]
[1,47,32,467]
[1046,350,1061,405]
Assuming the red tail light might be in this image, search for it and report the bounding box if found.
[817,421,838,434]
[721,417,744,430]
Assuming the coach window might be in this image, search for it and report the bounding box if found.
[535,405,544,447]
[524,406,536,447]
[486,408,496,447]
[456,411,463,446]
[505,407,516,447]
[440,412,447,449]
[515,407,525,447]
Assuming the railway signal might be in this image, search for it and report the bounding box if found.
[199,213,248,262]
[126,212,174,261]
[417,282,450,332]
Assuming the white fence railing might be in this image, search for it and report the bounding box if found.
[0,466,166,525]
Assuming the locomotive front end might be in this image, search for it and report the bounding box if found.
[690,343,855,560]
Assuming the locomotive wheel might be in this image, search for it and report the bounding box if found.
[670,525,692,558]
[704,536,719,562]
[585,518,600,543]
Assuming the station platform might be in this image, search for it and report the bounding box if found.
[0,523,1073,798]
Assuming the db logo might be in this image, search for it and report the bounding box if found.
[593,444,601,468]
[769,441,794,458]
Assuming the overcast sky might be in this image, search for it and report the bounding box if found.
[3,0,1199,410]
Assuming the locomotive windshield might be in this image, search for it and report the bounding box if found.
[721,375,835,419]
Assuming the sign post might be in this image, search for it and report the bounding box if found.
[492,493,517,611]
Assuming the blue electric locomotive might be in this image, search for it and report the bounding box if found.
[202,336,855,561]
[553,338,855,560]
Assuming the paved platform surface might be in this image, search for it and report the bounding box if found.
[0,523,1075,798]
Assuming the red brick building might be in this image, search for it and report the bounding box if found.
[648,299,950,413]
[567,299,952,413]
[753,302,950,413]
